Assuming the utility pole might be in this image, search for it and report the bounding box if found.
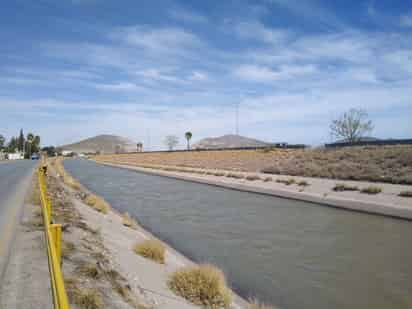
[235,101,239,136]
[146,129,151,151]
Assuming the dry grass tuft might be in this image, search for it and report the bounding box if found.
[276,178,296,185]
[62,240,76,259]
[297,180,309,187]
[168,264,232,308]
[332,183,359,192]
[122,212,138,229]
[52,157,83,190]
[65,277,103,309]
[84,194,110,214]
[399,190,412,197]
[245,174,261,181]
[360,186,382,194]
[76,262,100,279]
[71,288,104,309]
[213,171,226,177]
[226,172,245,179]
[133,239,166,264]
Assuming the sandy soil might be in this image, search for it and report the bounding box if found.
[95,161,412,220]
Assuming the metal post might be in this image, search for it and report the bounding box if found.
[50,224,62,265]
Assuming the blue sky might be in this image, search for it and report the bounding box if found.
[1,0,411,149]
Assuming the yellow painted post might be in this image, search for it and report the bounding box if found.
[46,196,52,221]
[50,224,62,265]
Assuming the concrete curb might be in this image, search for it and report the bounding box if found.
[94,161,412,221]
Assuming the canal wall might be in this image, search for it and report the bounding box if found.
[94,160,412,221]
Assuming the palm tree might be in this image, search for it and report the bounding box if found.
[185,132,192,150]
[26,133,34,158]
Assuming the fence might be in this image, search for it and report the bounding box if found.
[38,165,70,309]
[325,138,412,148]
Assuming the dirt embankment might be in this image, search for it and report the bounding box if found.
[94,145,412,185]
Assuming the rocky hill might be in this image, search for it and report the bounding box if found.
[59,134,137,154]
[192,134,270,149]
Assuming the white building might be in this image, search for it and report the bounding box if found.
[7,152,24,160]
[62,150,73,156]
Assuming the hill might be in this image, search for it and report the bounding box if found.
[192,134,270,149]
[59,134,137,154]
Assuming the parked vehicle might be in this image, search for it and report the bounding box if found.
[31,153,40,160]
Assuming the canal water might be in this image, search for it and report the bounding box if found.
[64,159,412,309]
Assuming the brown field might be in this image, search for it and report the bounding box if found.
[94,145,412,185]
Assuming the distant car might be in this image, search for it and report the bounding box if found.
[31,153,40,160]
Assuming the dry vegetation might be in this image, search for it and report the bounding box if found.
[333,183,359,192]
[94,145,412,184]
[276,178,296,186]
[50,158,110,214]
[245,174,261,181]
[122,212,139,229]
[360,186,382,195]
[399,190,412,197]
[133,240,166,264]
[84,194,110,214]
[46,160,146,308]
[168,264,232,308]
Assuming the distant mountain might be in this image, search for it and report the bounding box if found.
[59,134,137,154]
[192,134,270,149]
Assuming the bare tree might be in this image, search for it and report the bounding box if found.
[164,135,179,151]
[330,109,373,143]
[185,131,192,150]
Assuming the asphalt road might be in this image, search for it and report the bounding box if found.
[0,160,36,282]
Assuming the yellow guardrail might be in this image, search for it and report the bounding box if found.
[38,165,70,309]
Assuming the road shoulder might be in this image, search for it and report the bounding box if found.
[0,196,52,308]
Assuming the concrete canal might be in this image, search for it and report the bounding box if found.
[64,159,412,309]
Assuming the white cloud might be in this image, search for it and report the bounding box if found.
[134,68,183,84]
[267,0,345,29]
[233,21,288,44]
[400,14,412,27]
[367,1,377,17]
[94,82,145,92]
[189,71,208,81]
[233,64,316,82]
[10,13,412,147]
[114,26,202,54]
[169,8,208,23]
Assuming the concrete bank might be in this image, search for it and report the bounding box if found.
[55,160,248,309]
[94,160,412,221]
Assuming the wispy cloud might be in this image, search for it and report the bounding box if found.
[112,26,202,55]
[400,13,412,27]
[266,0,345,29]
[169,8,208,24]
[2,1,412,147]
[233,64,317,82]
